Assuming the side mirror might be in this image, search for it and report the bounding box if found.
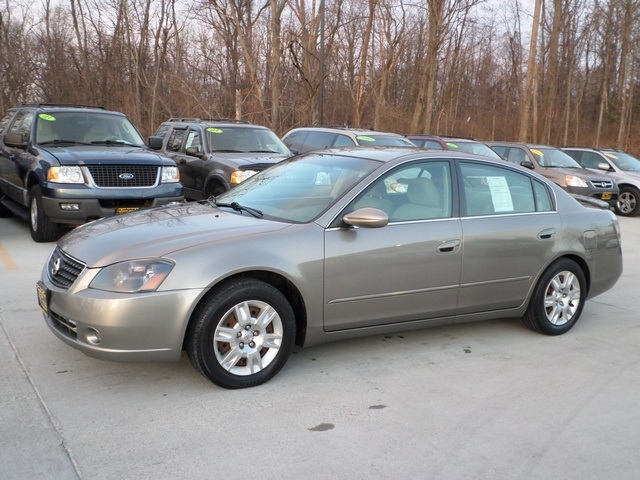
[597,162,611,172]
[520,160,535,170]
[343,208,389,228]
[147,136,164,150]
[3,133,26,148]
[186,146,204,158]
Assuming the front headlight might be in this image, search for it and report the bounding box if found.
[161,166,180,183]
[230,169,259,184]
[48,166,85,184]
[566,175,588,187]
[90,259,174,293]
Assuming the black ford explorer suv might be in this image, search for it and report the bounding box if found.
[154,118,291,199]
[0,104,183,242]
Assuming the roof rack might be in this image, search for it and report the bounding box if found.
[19,103,106,110]
[167,117,251,124]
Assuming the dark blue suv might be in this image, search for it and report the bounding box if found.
[0,104,183,241]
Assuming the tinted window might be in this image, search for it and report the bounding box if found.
[167,129,186,152]
[154,123,171,139]
[579,152,606,169]
[304,132,338,151]
[460,162,549,216]
[282,130,308,152]
[506,147,528,165]
[333,134,356,147]
[0,111,14,134]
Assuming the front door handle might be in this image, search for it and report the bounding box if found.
[437,239,461,254]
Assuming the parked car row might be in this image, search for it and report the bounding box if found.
[402,133,640,218]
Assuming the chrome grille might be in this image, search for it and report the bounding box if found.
[48,247,86,289]
[591,180,614,189]
[87,165,159,187]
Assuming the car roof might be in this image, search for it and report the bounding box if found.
[288,126,405,136]
[18,103,115,115]
[162,118,268,128]
[304,145,510,165]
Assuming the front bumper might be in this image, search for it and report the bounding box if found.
[38,274,203,362]
[565,186,618,207]
[41,194,184,224]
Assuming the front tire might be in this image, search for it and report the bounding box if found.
[30,185,63,242]
[615,186,640,217]
[186,278,296,389]
[523,258,586,335]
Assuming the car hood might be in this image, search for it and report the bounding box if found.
[40,145,170,165]
[205,152,289,168]
[58,202,291,267]
[541,166,609,181]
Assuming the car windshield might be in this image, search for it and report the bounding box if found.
[215,152,381,223]
[205,126,290,154]
[355,134,415,147]
[603,151,640,172]
[35,112,145,146]
[531,147,582,168]
[445,141,502,159]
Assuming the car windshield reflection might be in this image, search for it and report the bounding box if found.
[215,153,381,223]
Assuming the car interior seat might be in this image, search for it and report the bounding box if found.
[391,177,444,221]
[353,181,393,214]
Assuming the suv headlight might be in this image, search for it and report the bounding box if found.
[566,175,588,188]
[48,166,85,184]
[161,166,180,183]
[230,169,259,184]
[90,259,174,293]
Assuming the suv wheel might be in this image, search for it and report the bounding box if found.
[615,186,640,217]
[30,185,63,242]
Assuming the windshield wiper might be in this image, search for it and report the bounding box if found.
[91,140,139,147]
[211,149,244,153]
[206,198,263,218]
[39,139,89,146]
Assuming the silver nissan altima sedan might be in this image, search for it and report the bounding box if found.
[37,147,623,389]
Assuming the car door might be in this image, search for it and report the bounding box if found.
[0,110,34,203]
[456,160,560,316]
[164,128,199,197]
[323,160,462,331]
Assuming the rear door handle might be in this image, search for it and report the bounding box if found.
[538,228,556,240]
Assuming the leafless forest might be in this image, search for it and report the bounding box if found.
[1,0,639,152]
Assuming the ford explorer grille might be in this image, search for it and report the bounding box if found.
[87,165,159,187]
[48,247,86,289]
[591,180,614,189]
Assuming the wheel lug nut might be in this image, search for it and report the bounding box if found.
[239,342,244,349]
[249,341,256,348]
[253,330,259,336]
[237,332,242,338]
[245,325,251,330]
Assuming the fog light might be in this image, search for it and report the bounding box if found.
[60,203,80,211]
[85,327,101,345]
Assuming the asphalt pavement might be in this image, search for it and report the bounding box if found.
[1,214,639,480]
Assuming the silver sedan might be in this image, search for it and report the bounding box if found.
[38,147,623,388]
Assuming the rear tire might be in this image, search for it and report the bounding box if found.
[523,258,586,335]
[615,186,640,217]
[186,278,296,389]
[29,185,63,242]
